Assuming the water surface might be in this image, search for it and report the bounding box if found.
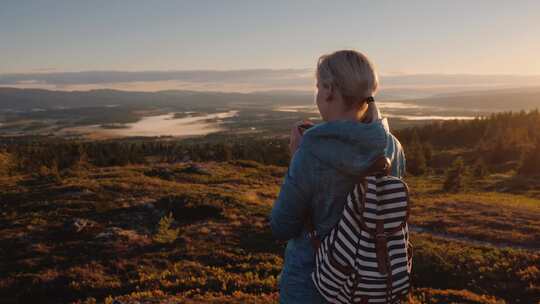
[63,110,238,138]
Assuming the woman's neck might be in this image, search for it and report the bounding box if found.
[334,103,369,123]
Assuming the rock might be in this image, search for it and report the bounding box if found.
[58,185,95,197]
[95,227,122,240]
[141,202,155,211]
[95,227,149,243]
[64,218,99,233]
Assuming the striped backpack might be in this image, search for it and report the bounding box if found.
[304,155,413,304]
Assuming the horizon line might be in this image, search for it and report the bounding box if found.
[2,69,540,77]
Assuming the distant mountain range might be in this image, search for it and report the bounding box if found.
[2,70,540,93]
[1,86,539,112]
[0,87,310,111]
[409,86,540,111]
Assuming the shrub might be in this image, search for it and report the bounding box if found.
[472,158,489,178]
[0,152,13,176]
[153,212,180,244]
[34,162,62,183]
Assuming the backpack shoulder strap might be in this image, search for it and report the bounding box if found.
[302,154,391,250]
[361,154,391,178]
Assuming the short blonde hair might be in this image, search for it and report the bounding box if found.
[316,50,380,121]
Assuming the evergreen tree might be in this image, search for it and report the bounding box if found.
[443,157,468,192]
[517,142,540,176]
[407,146,427,176]
[405,130,427,176]
[423,143,433,167]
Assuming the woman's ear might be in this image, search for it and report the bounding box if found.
[325,84,334,102]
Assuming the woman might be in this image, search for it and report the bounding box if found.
[269,50,406,303]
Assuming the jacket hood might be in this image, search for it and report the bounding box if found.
[300,118,390,176]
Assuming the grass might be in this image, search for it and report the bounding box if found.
[407,175,540,249]
[0,160,538,303]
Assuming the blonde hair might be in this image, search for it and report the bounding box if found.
[316,50,381,123]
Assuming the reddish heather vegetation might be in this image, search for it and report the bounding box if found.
[0,158,538,303]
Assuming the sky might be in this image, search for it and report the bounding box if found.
[1,1,540,91]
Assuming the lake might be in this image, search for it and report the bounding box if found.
[273,102,480,120]
[62,110,239,138]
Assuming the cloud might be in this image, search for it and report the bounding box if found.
[381,74,540,86]
[1,69,540,93]
[0,69,314,92]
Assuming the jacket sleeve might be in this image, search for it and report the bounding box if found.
[386,133,407,179]
[398,142,406,178]
[269,147,315,241]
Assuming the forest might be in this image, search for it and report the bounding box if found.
[3,109,540,180]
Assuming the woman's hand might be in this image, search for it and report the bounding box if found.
[289,119,314,156]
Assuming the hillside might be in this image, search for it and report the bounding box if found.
[407,86,540,111]
[0,87,312,111]
[1,110,540,303]
[0,158,538,304]
[2,86,540,113]
[3,86,540,141]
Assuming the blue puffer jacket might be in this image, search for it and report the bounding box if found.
[269,117,406,303]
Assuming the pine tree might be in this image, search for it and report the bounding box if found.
[407,146,427,176]
[423,143,433,167]
[405,131,427,176]
[517,143,540,176]
[443,157,468,192]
